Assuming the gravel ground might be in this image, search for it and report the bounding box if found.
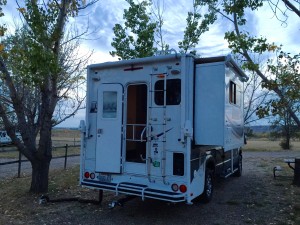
[1,150,300,225]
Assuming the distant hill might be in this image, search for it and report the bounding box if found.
[246,125,273,133]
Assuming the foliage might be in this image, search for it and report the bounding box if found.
[110,0,157,60]
[200,0,300,127]
[178,0,217,54]
[256,51,300,149]
[225,31,277,71]
[0,0,93,193]
[257,51,300,118]
[0,0,7,52]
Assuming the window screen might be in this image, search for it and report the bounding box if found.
[154,79,181,105]
[229,81,241,106]
[103,91,117,118]
[229,81,236,104]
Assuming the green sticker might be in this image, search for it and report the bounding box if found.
[152,161,160,167]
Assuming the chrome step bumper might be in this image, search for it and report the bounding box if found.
[81,180,186,203]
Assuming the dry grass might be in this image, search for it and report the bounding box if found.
[243,139,300,151]
[52,129,80,139]
[50,129,80,146]
[0,129,81,159]
[52,145,80,158]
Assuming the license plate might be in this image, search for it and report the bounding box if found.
[98,174,111,182]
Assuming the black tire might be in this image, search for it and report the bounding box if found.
[234,155,242,177]
[200,169,214,203]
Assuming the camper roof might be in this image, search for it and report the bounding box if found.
[195,55,248,82]
[88,54,248,82]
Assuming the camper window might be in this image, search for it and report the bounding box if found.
[229,81,241,106]
[229,81,236,105]
[154,79,181,105]
[173,153,184,176]
[102,91,117,118]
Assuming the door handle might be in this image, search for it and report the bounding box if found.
[140,126,147,142]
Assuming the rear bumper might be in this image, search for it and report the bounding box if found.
[81,180,186,203]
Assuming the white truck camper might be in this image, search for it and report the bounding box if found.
[0,131,12,145]
[80,53,248,204]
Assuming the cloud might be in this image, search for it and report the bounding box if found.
[73,1,128,54]
[3,0,298,127]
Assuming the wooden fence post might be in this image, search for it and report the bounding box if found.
[294,158,300,187]
[64,144,68,170]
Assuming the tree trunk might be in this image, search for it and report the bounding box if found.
[286,136,290,150]
[294,158,300,187]
[30,156,52,193]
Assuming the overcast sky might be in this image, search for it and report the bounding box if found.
[72,0,299,61]
[3,0,299,127]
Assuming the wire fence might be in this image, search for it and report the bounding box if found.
[0,143,80,178]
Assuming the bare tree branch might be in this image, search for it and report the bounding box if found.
[282,0,300,17]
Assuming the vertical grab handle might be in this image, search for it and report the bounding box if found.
[140,126,147,142]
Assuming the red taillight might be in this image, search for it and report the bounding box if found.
[84,172,90,179]
[179,185,187,193]
[171,183,179,192]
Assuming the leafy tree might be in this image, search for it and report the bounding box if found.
[0,0,97,193]
[200,0,300,127]
[0,0,7,52]
[257,51,300,149]
[110,0,157,60]
[271,109,297,149]
[178,0,216,54]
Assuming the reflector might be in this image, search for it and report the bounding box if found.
[171,183,179,192]
[157,74,165,78]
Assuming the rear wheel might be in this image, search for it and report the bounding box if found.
[200,169,214,203]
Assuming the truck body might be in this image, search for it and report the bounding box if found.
[0,131,12,145]
[80,54,248,204]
